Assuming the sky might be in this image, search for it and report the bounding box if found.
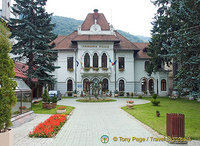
[45,0,157,37]
[2,0,157,37]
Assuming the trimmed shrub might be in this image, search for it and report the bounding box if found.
[130,92,134,97]
[138,95,142,99]
[42,89,49,102]
[52,94,57,103]
[152,93,158,99]
[151,99,160,106]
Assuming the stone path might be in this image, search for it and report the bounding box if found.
[13,98,200,146]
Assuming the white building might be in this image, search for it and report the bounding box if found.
[52,9,169,96]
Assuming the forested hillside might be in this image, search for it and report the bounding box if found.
[51,16,150,42]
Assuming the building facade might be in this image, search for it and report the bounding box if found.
[52,9,169,96]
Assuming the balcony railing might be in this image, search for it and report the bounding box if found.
[80,67,111,76]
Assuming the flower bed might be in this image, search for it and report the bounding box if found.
[29,114,67,138]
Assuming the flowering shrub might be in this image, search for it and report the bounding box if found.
[57,106,66,110]
[127,101,134,104]
[29,114,67,138]
[19,106,27,110]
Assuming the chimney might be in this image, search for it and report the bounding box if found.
[93,9,99,19]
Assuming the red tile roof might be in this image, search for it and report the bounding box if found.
[52,32,78,50]
[81,13,110,30]
[133,43,150,59]
[14,66,27,79]
[14,62,38,82]
[72,35,120,42]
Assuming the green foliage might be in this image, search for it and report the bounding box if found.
[130,92,134,97]
[9,0,59,87]
[138,95,143,99]
[147,0,200,97]
[0,21,17,132]
[151,99,160,106]
[42,89,49,102]
[152,93,158,99]
[119,91,124,96]
[52,94,57,103]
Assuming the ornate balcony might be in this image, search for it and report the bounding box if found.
[80,67,111,77]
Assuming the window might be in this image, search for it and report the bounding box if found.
[84,53,90,68]
[161,79,166,91]
[102,78,108,91]
[119,80,124,91]
[93,53,98,68]
[141,78,147,92]
[145,61,150,70]
[67,80,73,91]
[119,57,124,69]
[149,79,154,92]
[83,79,90,92]
[102,53,107,68]
[67,57,73,69]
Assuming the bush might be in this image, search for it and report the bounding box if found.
[130,92,134,97]
[151,99,160,106]
[52,94,57,103]
[152,93,158,99]
[0,21,17,132]
[126,92,129,97]
[138,95,142,99]
[42,89,49,102]
[119,91,124,96]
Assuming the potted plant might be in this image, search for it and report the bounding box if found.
[74,90,78,97]
[0,21,17,146]
[46,95,52,110]
[130,92,134,97]
[114,90,118,97]
[126,101,134,108]
[126,92,129,97]
[19,106,27,113]
[52,94,57,109]
[56,106,66,114]
[42,89,49,109]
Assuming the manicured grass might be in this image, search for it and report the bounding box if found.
[122,97,200,140]
[32,102,75,115]
[76,98,117,102]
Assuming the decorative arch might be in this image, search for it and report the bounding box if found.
[102,78,109,91]
[141,77,147,92]
[161,79,166,91]
[119,79,125,91]
[67,79,73,91]
[148,78,154,92]
[93,53,98,68]
[84,53,90,68]
[83,78,90,92]
[101,53,107,68]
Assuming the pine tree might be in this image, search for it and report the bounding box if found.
[9,0,58,87]
[147,0,200,98]
[0,20,17,132]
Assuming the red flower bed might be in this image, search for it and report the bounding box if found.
[29,114,67,138]
[127,101,134,104]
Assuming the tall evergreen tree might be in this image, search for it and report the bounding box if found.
[147,0,200,98]
[0,20,17,131]
[9,0,58,87]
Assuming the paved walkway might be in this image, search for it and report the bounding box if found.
[13,98,200,146]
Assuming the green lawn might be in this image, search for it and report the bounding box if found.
[121,97,200,140]
[32,102,75,115]
[62,96,75,99]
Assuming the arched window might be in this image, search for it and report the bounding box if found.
[141,78,147,92]
[84,53,90,68]
[93,53,98,68]
[161,79,166,91]
[119,80,125,91]
[102,53,107,68]
[67,79,73,91]
[83,79,90,92]
[149,79,154,92]
[102,78,108,91]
